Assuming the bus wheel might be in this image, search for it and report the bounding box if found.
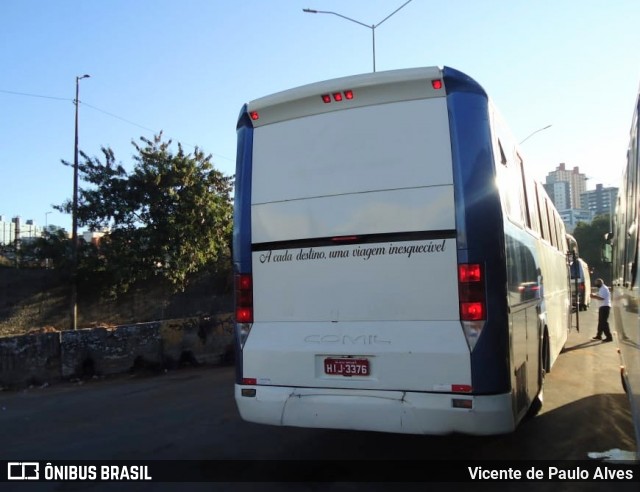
[526,374,544,419]
[529,389,543,417]
[526,330,549,419]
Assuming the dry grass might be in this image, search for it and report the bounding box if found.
[0,267,232,338]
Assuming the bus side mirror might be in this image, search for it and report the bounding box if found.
[601,231,613,264]
[601,243,612,264]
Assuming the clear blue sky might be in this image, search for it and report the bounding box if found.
[1,0,639,232]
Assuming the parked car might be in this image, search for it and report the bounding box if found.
[570,258,591,311]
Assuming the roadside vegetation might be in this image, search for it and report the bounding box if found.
[572,214,613,285]
[1,134,233,337]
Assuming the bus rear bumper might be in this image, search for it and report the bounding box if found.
[235,385,515,436]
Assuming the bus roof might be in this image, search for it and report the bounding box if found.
[245,66,447,127]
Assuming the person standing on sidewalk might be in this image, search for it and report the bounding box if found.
[590,278,613,342]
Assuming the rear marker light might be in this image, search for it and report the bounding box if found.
[321,91,354,104]
[332,235,359,242]
[242,378,257,385]
[452,384,472,393]
[432,79,443,90]
[250,111,259,120]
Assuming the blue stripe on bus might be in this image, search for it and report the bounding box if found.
[444,67,511,395]
[233,105,254,384]
[233,105,254,274]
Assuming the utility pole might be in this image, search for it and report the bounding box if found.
[71,74,90,331]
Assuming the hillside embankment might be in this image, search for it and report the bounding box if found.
[0,267,232,337]
[0,267,234,388]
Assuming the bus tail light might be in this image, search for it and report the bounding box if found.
[241,378,257,397]
[460,302,484,321]
[458,263,486,351]
[235,273,254,348]
[235,274,253,323]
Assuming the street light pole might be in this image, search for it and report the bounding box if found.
[44,211,52,269]
[71,74,90,331]
[303,0,413,72]
[519,124,552,145]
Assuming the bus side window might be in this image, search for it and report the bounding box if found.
[538,191,549,242]
[506,235,540,304]
[602,243,613,263]
[498,140,508,166]
[544,199,557,247]
[497,139,524,226]
[517,154,532,230]
[552,212,562,252]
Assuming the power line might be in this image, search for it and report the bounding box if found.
[0,88,70,101]
[0,87,234,163]
[0,87,157,132]
[80,101,157,133]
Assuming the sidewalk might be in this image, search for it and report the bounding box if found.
[544,308,622,412]
[539,306,637,459]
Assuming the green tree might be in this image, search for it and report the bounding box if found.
[57,133,233,295]
[19,225,71,269]
[572,214,613,284]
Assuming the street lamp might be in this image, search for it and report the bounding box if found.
[303,0,413,72]
[71,74,90,331]
[519,124,552,145]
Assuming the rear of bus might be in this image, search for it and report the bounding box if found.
[233,67,513,435]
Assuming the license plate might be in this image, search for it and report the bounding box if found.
[324,358,369,376]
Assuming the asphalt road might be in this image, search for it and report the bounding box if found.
[0,309,637,491]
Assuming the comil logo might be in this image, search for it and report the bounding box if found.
[8,462,40,480]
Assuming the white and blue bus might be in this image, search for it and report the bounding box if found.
[609,81,640,457]
[233,67,571,435]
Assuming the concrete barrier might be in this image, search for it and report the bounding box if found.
[159,315,234,367]
[0,315,234,389]
[60,322,163,379]
[0,332,61,387]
